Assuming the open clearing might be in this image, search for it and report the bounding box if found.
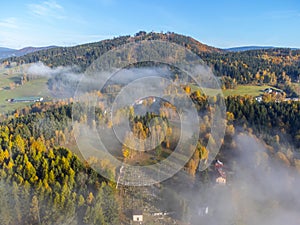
[0,65,50,114]
[222,85,275,97]
[191,83,276,97]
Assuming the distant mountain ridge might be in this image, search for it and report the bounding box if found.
[0,46,58,59]
[0,47,16,52]
[225,46,299,52]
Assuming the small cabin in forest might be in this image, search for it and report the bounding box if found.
[132,210,143,223]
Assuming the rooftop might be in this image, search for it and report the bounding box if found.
[132,210,143,215]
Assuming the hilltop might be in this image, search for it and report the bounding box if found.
[2,31,300,97]
[2,31,221,68]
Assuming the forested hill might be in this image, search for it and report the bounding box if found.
[2,31,221,69]
[202,48,300,88]
[2,31,300,89]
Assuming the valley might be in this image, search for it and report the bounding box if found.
[0,31,299,225]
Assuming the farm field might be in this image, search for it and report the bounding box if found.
[222,85,275,97]
[0,65,50,114]
[191,83,278,97]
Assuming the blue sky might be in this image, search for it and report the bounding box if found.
[0,0,299,49]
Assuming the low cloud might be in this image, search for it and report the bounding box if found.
[26,62,83,98]
[26,62,80,79]
[157,132,300,225]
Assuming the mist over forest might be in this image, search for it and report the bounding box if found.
[0,31,299,225]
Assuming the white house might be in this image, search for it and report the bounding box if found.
[255,96,263,102]
[133,210,143,223]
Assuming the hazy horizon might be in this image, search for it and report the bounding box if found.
[0,34,299,51]
[1,0,300,49]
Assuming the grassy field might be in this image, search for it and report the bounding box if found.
[0,65,50,114]
[191,83,275,97]
[222,85,274,97]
